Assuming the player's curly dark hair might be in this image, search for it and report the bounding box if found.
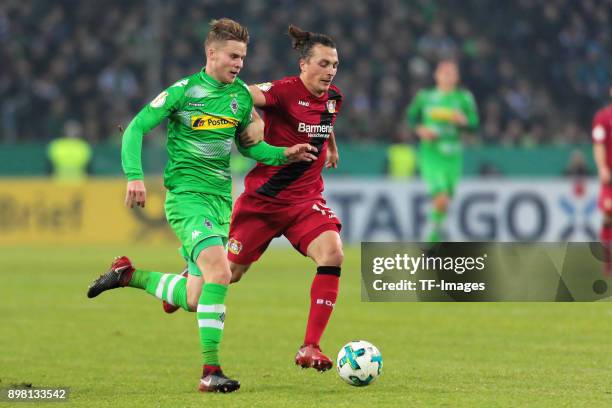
[288,25,335,60]
[205,18,249,47]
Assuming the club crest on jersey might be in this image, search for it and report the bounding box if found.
[326,99,336,113]
[228,238,243,255]
[256,82,272,92]
[230,98,239,114]
[204,219,213,230]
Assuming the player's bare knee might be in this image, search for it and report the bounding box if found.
[229,262,250,283]
[325,246,344,266]
[196,252,231,285]
[209,266,231,285]
[434,194,449,212]
[313,245,343,266]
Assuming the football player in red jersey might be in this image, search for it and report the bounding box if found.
[593,87,612,275]
[163,25,343,370]
[229,25,343,371]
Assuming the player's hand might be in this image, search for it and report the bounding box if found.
[326,148,339,169]
[125,180,146,208]
[284,143,318,163]
[600,167,611,185]
[416,126,437,140]
[451,111,468,126]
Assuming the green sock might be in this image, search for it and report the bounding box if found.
[127,269,190,311]
[427,210,447,242]
[197,283,228,366]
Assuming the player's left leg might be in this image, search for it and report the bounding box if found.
[428,192,450,242]
[295,229,343,371]
[285,200,343,372]
[304,229,343,349]
[427,154,461,242]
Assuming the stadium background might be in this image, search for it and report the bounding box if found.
[2,1,611,407]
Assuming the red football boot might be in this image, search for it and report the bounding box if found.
[87,256,135,298]
[295,344,333,372]
[162,267,189,313]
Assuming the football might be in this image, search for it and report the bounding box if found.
[336,340,383,386]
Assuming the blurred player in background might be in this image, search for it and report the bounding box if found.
[85,18,316,393]
[406,60,479,242]
[592,87,612,275]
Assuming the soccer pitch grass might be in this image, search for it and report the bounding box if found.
[2,245,611,407]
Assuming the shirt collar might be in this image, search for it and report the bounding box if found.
[200,69,230,88]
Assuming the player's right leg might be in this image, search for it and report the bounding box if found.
[87,252,188,310]
[226,193,279,277]
[229,262,252,283]
[86,257,190,310]
[162,267,189,313]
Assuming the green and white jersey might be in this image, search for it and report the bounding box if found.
[406,88,478,156]
[122,69,254,197]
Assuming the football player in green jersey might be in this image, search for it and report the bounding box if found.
[86,18,316,393]
[406,60,479,242]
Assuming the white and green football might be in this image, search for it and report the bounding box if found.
[336,340,383,386]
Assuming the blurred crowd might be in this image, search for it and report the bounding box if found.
[1,0,610,145]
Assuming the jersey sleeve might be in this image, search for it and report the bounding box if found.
[236,140,287,166]
[592,111,608,144]
[406,91,425,129]
[461,90,479,131]
[121,83,185,180]
[255,80,285,109]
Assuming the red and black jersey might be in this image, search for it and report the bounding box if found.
[592,104,612,168]
[244,76,343,203]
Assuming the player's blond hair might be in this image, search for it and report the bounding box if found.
[205,18,249,47]
[288,25,335,60]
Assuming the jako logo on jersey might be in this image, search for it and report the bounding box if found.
[298,122,333,138]
[228,238,243,255]
[326,99,336,113]
[298,100,310,107]
[191,115,238,130]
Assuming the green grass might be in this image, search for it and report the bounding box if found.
[1,245,611,407]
